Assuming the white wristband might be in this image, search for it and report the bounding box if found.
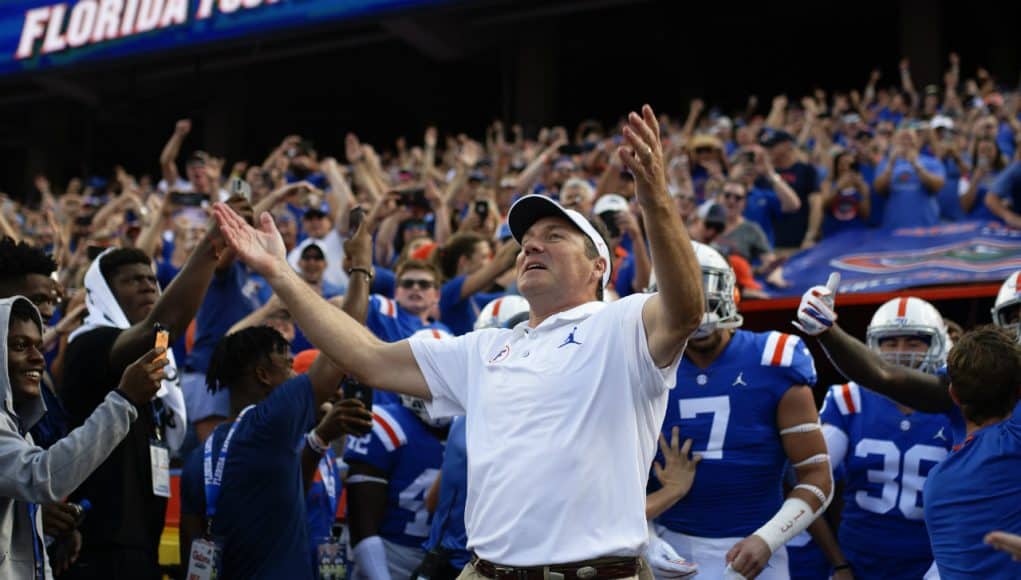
[305,429,329,455]
[751,497,816,553]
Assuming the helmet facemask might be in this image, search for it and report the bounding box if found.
[867,328,946,374]
[691,265,743,340]
[400,394,451,428]
[991,298,1021,344]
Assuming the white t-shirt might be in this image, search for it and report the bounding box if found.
[286,229,348,291]
[409,293,681,566]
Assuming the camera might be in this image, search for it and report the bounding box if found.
[342,376,373,418]
[474,200,489,220]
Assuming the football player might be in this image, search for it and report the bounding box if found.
[793,271,1021,578]
[650,242,832,579]
[344,329,452,580]
[817,297,953,578]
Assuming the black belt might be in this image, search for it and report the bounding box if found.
[471,555,640,580]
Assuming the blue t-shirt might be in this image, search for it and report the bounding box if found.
[997,122,1016,161]
[653,330,816,538]
[924,400,1021,579]
[343,404,444,547]
[186,262,264,373]
[965,169,1004,222]
[990,161,1021,216]
[423,416,469,568]
[822,184,869,237]
[180,374,317,579]
[614,253,637,298]
[743,186,782,246]
[876,155,946,230]
[937,158,964,222]
[820,382,951,563]
[439,276,504,336]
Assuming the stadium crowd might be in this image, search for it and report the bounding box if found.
[0,53,1020,580]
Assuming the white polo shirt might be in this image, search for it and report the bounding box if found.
[409,293,681,566]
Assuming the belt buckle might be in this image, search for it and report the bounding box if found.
[575,566,597,580]
[492,564,518,580]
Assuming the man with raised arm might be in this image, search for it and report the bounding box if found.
[213,105,704,579]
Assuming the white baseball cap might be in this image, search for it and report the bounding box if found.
[593,194,629,216]
[508,194,612,288]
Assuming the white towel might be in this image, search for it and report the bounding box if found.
[69,249,188,451]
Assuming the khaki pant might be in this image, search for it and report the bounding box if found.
[457,558,653,580]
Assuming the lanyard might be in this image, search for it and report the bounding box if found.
[318,449,338,519]
[151,400,164,441]
[29,504,43,580]
[203,405,254,524]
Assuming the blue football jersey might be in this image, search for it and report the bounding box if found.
[366,294,450,343]
[343,404,444,547]
[820,382,952,561]
[654,330,817,538]
[924,400,1021,579]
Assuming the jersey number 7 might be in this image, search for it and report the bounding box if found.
[679,396,731,460]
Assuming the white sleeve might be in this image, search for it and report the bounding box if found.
[957,177,970,197]
[822,423,849,469]
[352,536,392,580]
[617,293,684,398]
[408,332,478,418]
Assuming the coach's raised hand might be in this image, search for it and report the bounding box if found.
[617,104,703,367]
[213,205,288,279]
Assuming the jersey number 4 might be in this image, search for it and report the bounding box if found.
[679,396,730,460]
[399,468,440,537]
[854,439,947,520]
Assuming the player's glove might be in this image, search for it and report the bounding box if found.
[792,273,840,336]
[645,534,698,579]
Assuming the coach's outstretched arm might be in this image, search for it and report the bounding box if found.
[212,204,431,400]
[792,275,953,413]
[619,105,704,367]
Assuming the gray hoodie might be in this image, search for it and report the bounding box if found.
[0,297,139,578]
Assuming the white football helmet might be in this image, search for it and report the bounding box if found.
[403,328,454,427]
[474,295,531,331]
[648,241,742,339]
[866,297,948,374]
[991,271,1021,343]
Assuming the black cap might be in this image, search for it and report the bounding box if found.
[758,128,795,148]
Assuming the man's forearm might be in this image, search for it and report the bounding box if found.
[642,197,703,330]
[630,232,652,294]
[159,132,185,183]
[432,203,451,245]
[342,269,372,325]
[772,174,801,212]
[645,486,686,520]
[267,266,386,383]
[816,325,953,412]
[111,235,219,369]
[803,193,823,244]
